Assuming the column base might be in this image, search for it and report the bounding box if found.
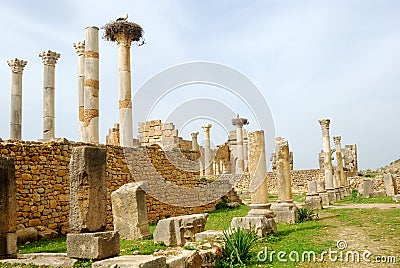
[273,201,298,224]
[326,189,336,203]
[305,195,323,209]
[0,232,17,258]
[339,187,346,198]
[67,231,120,260]
[247,204,275,218]
[334,188,341,200]
[318,191,330,206]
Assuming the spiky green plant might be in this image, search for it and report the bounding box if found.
[297,207,319,223]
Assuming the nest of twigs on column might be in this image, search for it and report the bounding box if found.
[103,21,144,44]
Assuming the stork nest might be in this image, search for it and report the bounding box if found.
[103,21,144,43]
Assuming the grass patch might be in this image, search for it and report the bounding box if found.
[206,205,250,231]
[268,194,306,203]
[120,238,167,255]
[334,195,396,205]
[18,236,66,254]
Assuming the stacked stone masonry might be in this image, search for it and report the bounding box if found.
[0,140,237,234]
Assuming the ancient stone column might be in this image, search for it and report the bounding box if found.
[202,124,212,175]
[39,50,60,140]
[318,119,336,202]
[232,130,276,235]
[67,146,119,260]
[273,137,298,223]
[115,34,134,147]
[7,58,27,140]
[232,115,248,174]
[73,41,86,142]
[83,26,99,144]
[0,158,17,258]
[191,131,199,151]
[305,180,322,209]
[333,136,347,197]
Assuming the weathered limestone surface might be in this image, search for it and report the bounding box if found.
[305,180,322,209]
[7,59,27,140]
[0,157,17,257]
[111,182,151,240]
[232,115,248,174]
[67,231,120,260]
[73,41,86,142]
[106,123,120,145]
[191,132,199,151]
[318,119,335,202]
[363,179,374,198]
[92,255,167,268]
[231,216,277,237]
[333,136,348,195]
[195,230,222,242]
[202,124,212,175]
[153,214,208,246]
[39,50,60,140]
[69,146,107,233]
[317,179,330,206]
[384,173,398,196]
[83,26,100,143]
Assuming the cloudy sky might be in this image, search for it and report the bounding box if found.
[0,0,399,170]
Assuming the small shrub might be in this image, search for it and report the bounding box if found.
[216,227,258,267]
[297,207,319,223]
[216,196,230,210]
[351,188,360,203]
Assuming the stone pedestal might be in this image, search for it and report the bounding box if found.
[384,173,398,196]
[67,231,120,260]
[111,182,151,240]
[7,59,27,140]
[202,124,212,175]
[231,216,276,237]
[0,158,17,258]
[73,41,86,142]
[39,50,60,140]
[316,180,330,206]
[305,180,322,209]
[363,179,374,198]
[83,26,100,144]
[274,202,298,224]
[67,146,119,260]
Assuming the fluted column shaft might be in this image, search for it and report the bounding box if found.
[73,41,86,142]
[7,59,27,140]
[83,26,99,143]
[202,124,212,176]
[39,50,60,140]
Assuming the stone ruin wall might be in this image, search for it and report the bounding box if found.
[0,140,233,234]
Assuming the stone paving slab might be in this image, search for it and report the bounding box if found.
[92,255,166,268]
[0,253,76,267]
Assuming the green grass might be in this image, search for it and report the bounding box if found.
[205,205,250,230]
[268,194,306,203]
[18,236,66,254]
[120,238,167,255]
[334,195,396,205]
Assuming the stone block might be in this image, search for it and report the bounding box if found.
[194,230,223,242]
[307,180,318,195]
[305,195,323,209]
[167,250,202,268]
[67,231,120,260]
[16,227,38,243]
[363,179,374,198]
[274,203,298,224]
[319,192,330,206]
[393,194,400,202]
[6,233,17,256]
[92,255,166,268]
[111,182,151,240]
[69,146,107,233]
[230,216,275,237]
[153,214,208,246]
[384,173,398,196]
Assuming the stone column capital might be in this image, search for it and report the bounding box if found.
[333,136,341,145]
[73,41,85,56]
[115,33,134,47]
[232,115,248,128]
[7,58,27,73]
[191,132,199,138]
[39,50,60,66]
[318,119,330,130]
[202,124,212,131]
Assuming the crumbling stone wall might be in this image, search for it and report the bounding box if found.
[0,140,235,234]
[138,120,179,150]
